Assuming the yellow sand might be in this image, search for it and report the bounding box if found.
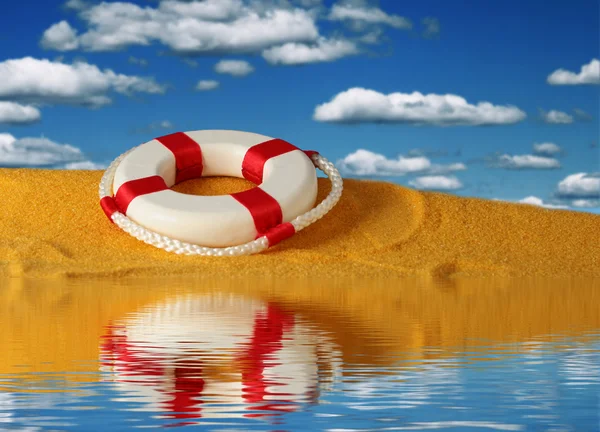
[0,168,598,278]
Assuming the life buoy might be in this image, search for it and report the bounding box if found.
[99,130,343,256]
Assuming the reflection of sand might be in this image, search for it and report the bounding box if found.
[0,169,598,278]
[0,277,598,383]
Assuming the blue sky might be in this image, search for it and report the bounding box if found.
[0,0,598,212]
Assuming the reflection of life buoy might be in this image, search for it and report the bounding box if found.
[102,326,205,421]
[237,304,299,416]
[100,295,340,423]
[99,130,344,255]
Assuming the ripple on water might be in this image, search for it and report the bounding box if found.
[0,277,598,430]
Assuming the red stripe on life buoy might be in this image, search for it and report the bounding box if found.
[303,150,319,164]
[242,139,299,185]
[115,175,169,214]
[156,132,204,184]
[100,196,119,222]
[264,222,296,247]
[231,188,283,237]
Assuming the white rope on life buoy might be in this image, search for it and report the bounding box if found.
[98,129,343,256]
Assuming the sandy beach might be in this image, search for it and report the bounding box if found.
[0,168,598,279]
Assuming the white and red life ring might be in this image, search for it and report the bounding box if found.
[99,130,343,255]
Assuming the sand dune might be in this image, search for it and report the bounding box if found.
[0,168,598,278]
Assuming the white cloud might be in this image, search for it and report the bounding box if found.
[158,0,246,20]
[541,109,574,124]
[42,1,319,54]
[0,133,104,169]
[214,60,254,76]
[358,28,382,44]
[517,196,568,209]
[0,133,86,167]
[0,57,165,108]
[556,173,600,198]
[63,160,107,170]
[329,3,411,29]
[337,149,466,177]
[490,154,561,170]
[40,20,80,51]
[409,175,463,190]
[337,149,430,176]
[571,199,599,208]
[422,17,440,38]
[314,88,526,126]
[64,0,90,11]
[0,133,15,146]
[532,142,561,156]
[0,102,41,125]
[428,162,467,175]
[262,37,358,65]
[547,59,600,85]
[294,0,323,7]
[196,80,220,91]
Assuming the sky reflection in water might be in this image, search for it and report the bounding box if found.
[0,277,598,431]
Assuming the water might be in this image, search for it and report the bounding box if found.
[0,277,598,431]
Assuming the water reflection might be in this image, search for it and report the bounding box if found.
[0,277,598,430]
[100,295,339,423]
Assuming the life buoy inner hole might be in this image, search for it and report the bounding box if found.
[171,176,256,197]
[161,140,258,196]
